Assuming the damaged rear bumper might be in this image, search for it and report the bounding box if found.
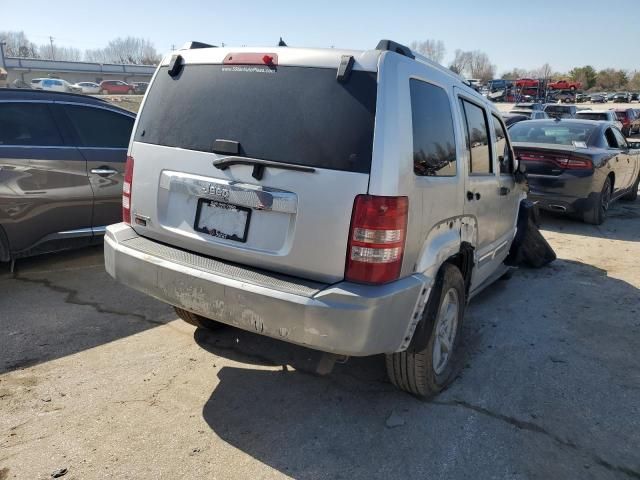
[104,223,429,357]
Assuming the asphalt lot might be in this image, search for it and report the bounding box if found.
[1,200,640,479]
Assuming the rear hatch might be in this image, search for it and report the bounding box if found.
[128,48,379,283]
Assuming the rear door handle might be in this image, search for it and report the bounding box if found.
[499,186,510,196]
[90,168,118,176]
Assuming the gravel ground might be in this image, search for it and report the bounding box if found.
[1,200,639,479]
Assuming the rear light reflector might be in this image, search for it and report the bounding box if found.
[123,155,134,224]
[223,52,278,66]
[345,195,408,285]
[350,246,403,263]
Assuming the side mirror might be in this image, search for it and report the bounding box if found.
[514,156,528,186]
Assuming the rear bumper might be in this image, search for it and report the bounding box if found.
[527,172,598,214]
[104,223,429,356]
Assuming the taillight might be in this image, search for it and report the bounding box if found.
[345,195,408,285]
[518,151,592,170]
[563,157,593,170]
[122,155,134,224]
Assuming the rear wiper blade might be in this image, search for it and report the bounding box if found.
[212,157,315,181]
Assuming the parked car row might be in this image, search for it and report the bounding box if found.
[21,78,149,95]
[506,101,640,136]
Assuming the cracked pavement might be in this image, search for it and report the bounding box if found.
[1,199,640,479]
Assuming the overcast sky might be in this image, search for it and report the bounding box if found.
[3,0,638,73]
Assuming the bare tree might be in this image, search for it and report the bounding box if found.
[84,37,160,65]
[529,63,553,80]
[501,68,527,80]
[84,48,110,64]
[449,49,495,82]
[468,51,496,82]
[449,49,471,75]
[0,31,39,58]
[37,44,82,61]
[409,39,446,64]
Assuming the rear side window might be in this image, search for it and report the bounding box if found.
[460,100,493,174]
[135,65,377,173]
[612,128,628,148]
[64,105,134,148]
[0,103,64,146]
[604,128,618,148]
[492,115,512,174]
[410,79,456,176]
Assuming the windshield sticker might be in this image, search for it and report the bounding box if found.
[221,65,276,74]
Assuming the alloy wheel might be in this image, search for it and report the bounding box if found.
[432,288,460,375]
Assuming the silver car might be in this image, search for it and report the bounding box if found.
[104,40,524,397]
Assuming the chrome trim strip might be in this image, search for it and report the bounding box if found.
[0,145,75,149]
[0,99,136,118]
[81,147,128,151]
[54,100,136,118]
[92,226,107,235]
[57,228,94,237]
[160,171,298,214]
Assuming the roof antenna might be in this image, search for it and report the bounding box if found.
[278,37,287,47]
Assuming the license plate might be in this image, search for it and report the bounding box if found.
[194,199,251,243]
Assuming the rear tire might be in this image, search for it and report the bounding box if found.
[174,307,226,330]
[622,174,639,201]
[583,176,612,225]
[385,263,466,399]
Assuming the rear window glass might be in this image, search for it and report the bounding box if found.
[509,123,597,146]
[576,112,607,121]
[544,106,570,113]
[135,65,377,173]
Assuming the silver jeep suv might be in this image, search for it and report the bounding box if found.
[105,40,524,398]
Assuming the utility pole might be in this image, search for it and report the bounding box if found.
[0,41,6,68]
[49,36,55,60]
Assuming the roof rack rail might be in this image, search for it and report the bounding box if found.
[180,41,217,50]
[375,39,480,92]
[375,40,414,59]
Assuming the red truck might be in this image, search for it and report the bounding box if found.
[548,80,582,91]
[515,78,539,88]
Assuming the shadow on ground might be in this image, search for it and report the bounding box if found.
[0,246,174,374]
[195,258,640,479]
[538,198,640,243]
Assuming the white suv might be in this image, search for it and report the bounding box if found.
[104,40,525,397]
